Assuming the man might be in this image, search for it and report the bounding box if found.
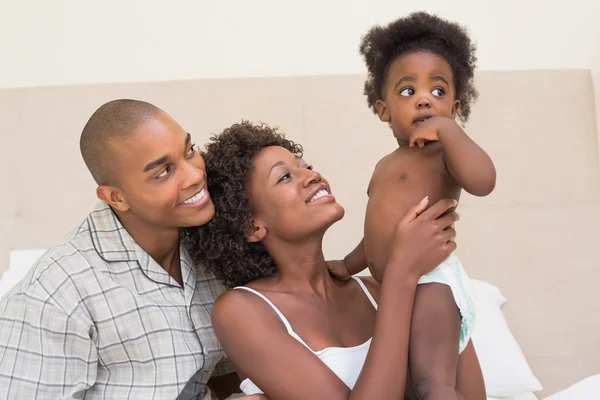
[0,100,263,399]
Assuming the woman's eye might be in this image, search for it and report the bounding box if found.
[157,166,171,178]
[432,88,445,97]
[277,173,291,183]
[400,88,415,96]
[305,164,313,170]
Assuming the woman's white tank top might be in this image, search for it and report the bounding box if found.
[234,276,378,395]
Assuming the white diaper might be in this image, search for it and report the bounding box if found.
[418,253,475,353]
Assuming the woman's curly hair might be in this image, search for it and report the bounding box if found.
[359,11,478,122]
[182,121,304,288]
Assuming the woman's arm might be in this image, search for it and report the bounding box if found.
[212,270,421,400]
[213,198,459,400]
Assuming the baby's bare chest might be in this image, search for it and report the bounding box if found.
[364,150,460,266]
[370,151,458,210]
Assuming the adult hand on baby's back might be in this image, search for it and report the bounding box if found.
[388,196,458,280]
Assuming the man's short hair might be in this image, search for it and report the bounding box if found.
[80,99,160,185]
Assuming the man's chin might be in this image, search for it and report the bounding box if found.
[178,206,215,228]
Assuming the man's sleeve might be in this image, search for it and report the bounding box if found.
[0,287,98,399]
[213,353,235,377]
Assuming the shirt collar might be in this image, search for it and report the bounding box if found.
[87,201,196,288]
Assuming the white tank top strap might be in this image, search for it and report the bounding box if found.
[351,276,378,310]
[233,286,313,350]
[233,286,294,332]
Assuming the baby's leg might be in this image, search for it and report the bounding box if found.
[410,283,464,400]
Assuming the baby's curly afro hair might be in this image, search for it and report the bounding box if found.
[182,121,304,288]
[360,11,478,122]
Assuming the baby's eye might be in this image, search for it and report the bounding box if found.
[400,88,415,97]
[432,88,445,97]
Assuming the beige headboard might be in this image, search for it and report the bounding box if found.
[0,70,598,397]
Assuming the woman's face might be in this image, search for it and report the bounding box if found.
[246,146,344,243]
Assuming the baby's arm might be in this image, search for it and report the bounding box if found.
[344,238,369,275]
[412,117,496,196]
[326,239,368,279]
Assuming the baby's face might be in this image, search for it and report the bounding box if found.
[375,51,460,145]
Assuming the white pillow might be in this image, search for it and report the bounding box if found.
[543,374,600,400]
[0,249,47,298]
[470,279,543,397]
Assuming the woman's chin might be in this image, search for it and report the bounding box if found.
[322,204,345,227]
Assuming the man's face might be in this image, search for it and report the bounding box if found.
[105,111,215,230]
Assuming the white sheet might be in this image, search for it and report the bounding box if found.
[543,374,600,400]
[488,392,537,400]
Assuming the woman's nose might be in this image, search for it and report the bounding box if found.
[302,169,322,187]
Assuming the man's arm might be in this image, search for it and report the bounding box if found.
[0,286,97,398]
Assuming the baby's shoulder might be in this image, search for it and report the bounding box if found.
[370,152,397,182]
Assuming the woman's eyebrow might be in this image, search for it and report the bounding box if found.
[269,161,285,176]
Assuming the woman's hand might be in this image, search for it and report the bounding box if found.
[387,197,458,280]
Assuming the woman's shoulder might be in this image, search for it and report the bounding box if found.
[353,275,381,304]
[214,286,266,310]
[212,286,284,329]
[212,287,262,322]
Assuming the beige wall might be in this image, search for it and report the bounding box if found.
[0,70,598,397]
[2,0,598,155]
[1,0,599,86]
[2,0,599,160]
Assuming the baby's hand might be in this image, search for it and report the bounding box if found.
[326,259,351,281]
[409,116,452,148]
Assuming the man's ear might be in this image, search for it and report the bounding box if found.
[96,185,130,212]
[376,99,390,122]
[247,221,267,243]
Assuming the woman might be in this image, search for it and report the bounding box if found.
[183,122,484,399]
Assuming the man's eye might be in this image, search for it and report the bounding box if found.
[157,166,171,178]
[186,143,198,156]
[400,87,415,96]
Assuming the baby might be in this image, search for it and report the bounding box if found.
[343,11,496,400]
